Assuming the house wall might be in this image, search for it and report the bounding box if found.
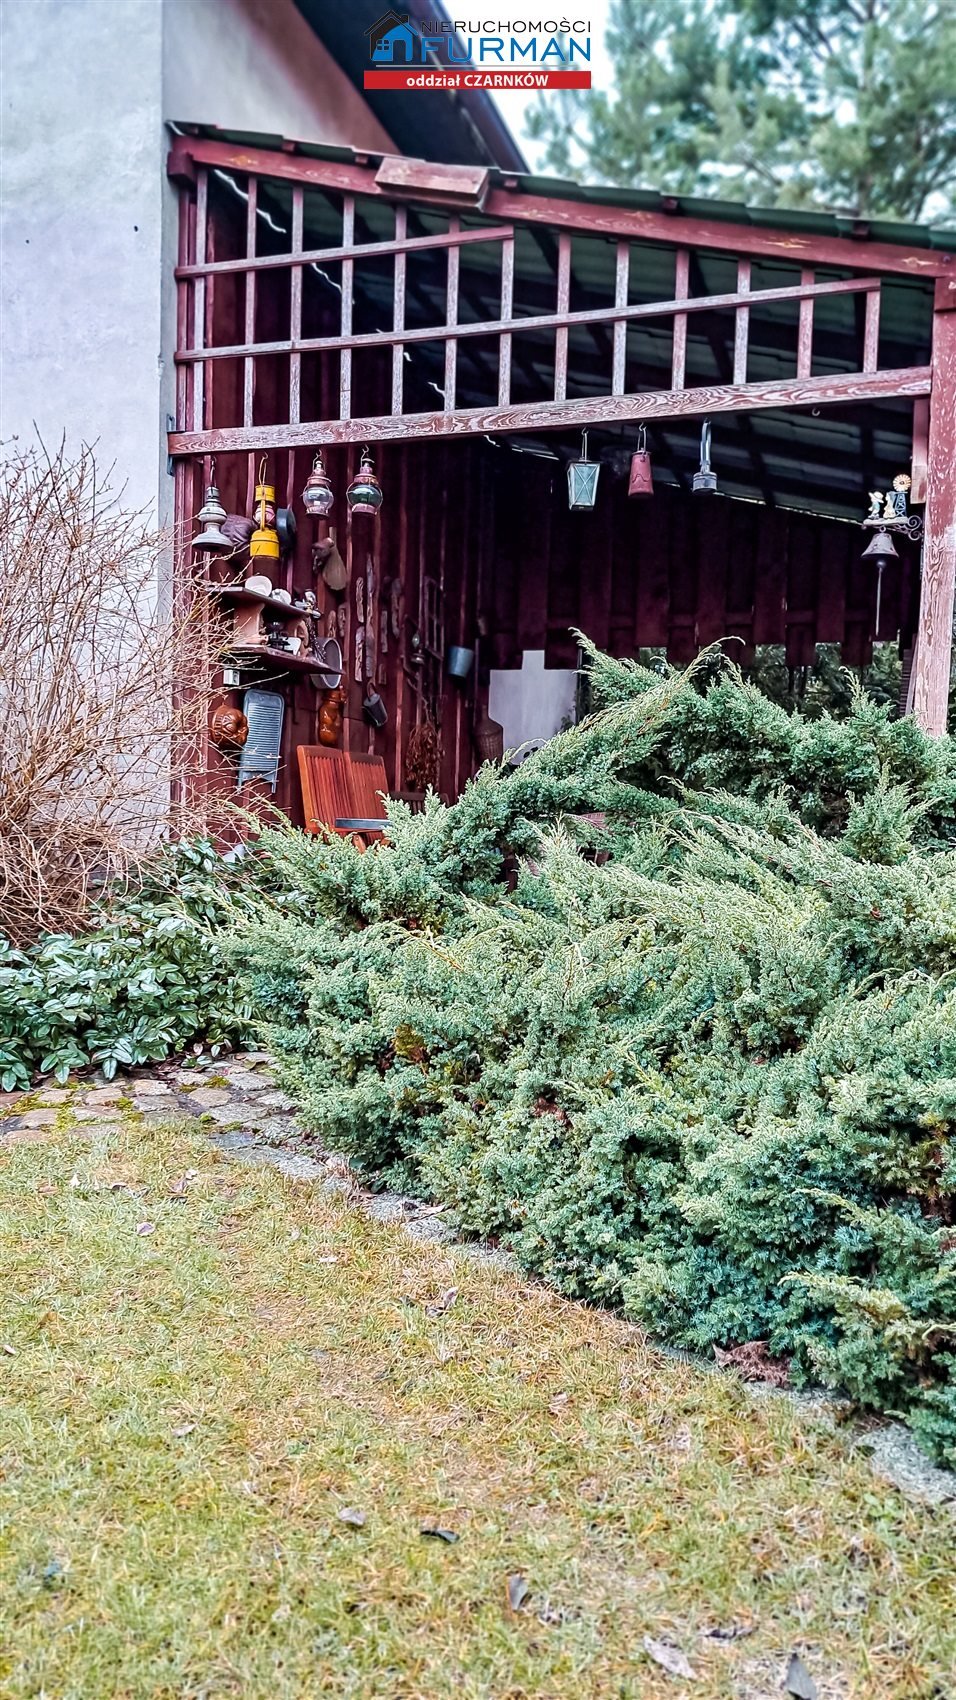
[0,0,166,510]
[0,0,393,527]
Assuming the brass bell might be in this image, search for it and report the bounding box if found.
[692,421,717,494]
[191,477,232,554]
[627,426,654,498]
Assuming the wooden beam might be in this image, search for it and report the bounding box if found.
[911,396,929,504]
[176,275,885,367]
[612,242,629,395]
[444,217,460,413]
[289,186,303,427]
[340,195,354,421]
[391,205,407,417]
[176,222,515,279]
[912,286,956,734]
[499,234,514,406]
[167,139,955,280]
[796,268,815,379]
[168,365,932,456]
[554,233,571,403]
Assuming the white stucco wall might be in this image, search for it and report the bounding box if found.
[0,0,394,526]
[163,0,393,154]
[1,0,166,511]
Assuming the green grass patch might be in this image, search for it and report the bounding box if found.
[1,1115,954,1698]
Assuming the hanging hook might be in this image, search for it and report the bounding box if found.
[637,425,647,455]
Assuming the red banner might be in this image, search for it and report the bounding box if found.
[364,69,591,90]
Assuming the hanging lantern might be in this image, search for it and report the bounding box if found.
[861,528,899,637]
[346,448,384,517]
[567,430,601,511]
[249,459,280,563]
[627,426,654,499]
[191,463,232,553]
[692,421,717,494]
[302,450,334,519]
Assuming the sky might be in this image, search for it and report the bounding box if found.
[488,1,615,172]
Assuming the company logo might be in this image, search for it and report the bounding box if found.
[363,14,592,90]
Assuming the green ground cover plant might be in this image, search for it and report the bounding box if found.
[0,840,258,1088]
[231,648,956,1464]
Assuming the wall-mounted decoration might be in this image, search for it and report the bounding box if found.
[354,625,365,684]
[346,447,384,517]
[314,637,343,690]
[314,531,347,591]
[302,450,335,518]
[473,709,504,764]
[862,473,922,540]
[275,507,297,554]
[627,427,654,499]
[447,644,475,679]
[861,527,899,633]
[380,606,389,657]
[249,460,280,563]
[389,578,403,639]
[692,421,717,494]
[567,431,600,510]
[363,690,388,728]
[355,575,366,625]
[191,468,232,553]
[318,686,346,746]
[221,513,254,557]
[336,605,347,640]
[210,702,249,750]
[405,720,440,792]
[237,688,284,793]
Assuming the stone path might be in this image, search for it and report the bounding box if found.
[3,1050,955,1510]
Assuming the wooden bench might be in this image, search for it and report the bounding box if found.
[297,746,389,846]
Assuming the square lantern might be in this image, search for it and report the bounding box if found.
[567,432,601,510]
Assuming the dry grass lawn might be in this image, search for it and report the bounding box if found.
[1,1112,954,1699]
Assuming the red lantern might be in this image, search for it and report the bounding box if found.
[627,427,654,498]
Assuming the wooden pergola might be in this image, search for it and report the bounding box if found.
[167,128,955,804]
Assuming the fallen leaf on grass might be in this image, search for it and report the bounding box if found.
[315,1255,339,1265]
[337,1507,366,1529]
[713,1339,791,1387]
[2,1342,16,1356]
[420,1524,459,1543]
[784,1652,819,1699]
[702,1621,756,1641]
[425,1288,458,1317]
[171,1423,196,1438]
[135,1222,155,1236]
[507,1573,530,1611]
[548,1392,571,1415]
[643,1635,698,1680]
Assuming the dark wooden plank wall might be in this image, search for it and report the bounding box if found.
[484,456,917,675]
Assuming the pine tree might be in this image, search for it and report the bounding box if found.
[526,0,956,222]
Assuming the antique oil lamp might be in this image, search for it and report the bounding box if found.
[346,448,384,517]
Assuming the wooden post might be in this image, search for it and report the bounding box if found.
[913,279,956,735]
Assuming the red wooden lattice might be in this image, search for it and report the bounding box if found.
[168,138,942,459]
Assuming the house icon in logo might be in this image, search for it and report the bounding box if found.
[366,12,419,63]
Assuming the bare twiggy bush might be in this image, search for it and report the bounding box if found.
[0,440,227,944]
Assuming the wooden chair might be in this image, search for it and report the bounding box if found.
[297,746,389,847]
